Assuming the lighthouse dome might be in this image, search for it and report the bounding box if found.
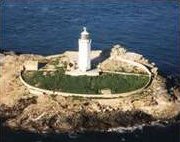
[81,27,90,39]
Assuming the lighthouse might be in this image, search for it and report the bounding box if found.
[78,27,91,72]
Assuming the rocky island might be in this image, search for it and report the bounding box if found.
[0,45,180,133]
[0,28,180,134]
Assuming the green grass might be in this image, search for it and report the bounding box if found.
[22,69,149,94]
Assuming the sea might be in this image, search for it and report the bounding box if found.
[0,0,180,142]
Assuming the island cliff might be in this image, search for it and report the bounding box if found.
[0,45,180,133]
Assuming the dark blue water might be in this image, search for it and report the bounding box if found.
[0,0,180,75]
[1,122,180,142]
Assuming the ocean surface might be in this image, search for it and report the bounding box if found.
[1,122,180,142]
[0,0,180,142]
[0,0,180,75]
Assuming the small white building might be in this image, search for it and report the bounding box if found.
[78,27,91,72]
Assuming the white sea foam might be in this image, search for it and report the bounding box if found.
[107,121,167,133]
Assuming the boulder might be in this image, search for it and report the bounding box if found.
[151,67,158,76]
[110,45,127,58]
[0,53,5,64]
[124,52,143,62]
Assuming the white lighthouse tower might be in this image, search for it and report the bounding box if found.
[78,27,91,72]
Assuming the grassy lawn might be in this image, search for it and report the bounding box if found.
[22,70,149,94]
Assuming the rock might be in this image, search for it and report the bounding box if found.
[99,59,147,74]
[4,51,16,55]
[173,87,180,101]
[124,52,143,62]
[151,67,158,75]
[0,53,5,64]
[151,62,156,66]
[0,96,37,119]
[110,45,127,57]
[24,61,39,71]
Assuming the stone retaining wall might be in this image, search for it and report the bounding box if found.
[19,58,152,98]
[19,74,149,98]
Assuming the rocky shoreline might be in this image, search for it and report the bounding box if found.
[0,47,180,134]
[0,95,179,133]
[0,96,153,132]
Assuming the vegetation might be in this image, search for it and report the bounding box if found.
[22,69,149,94]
